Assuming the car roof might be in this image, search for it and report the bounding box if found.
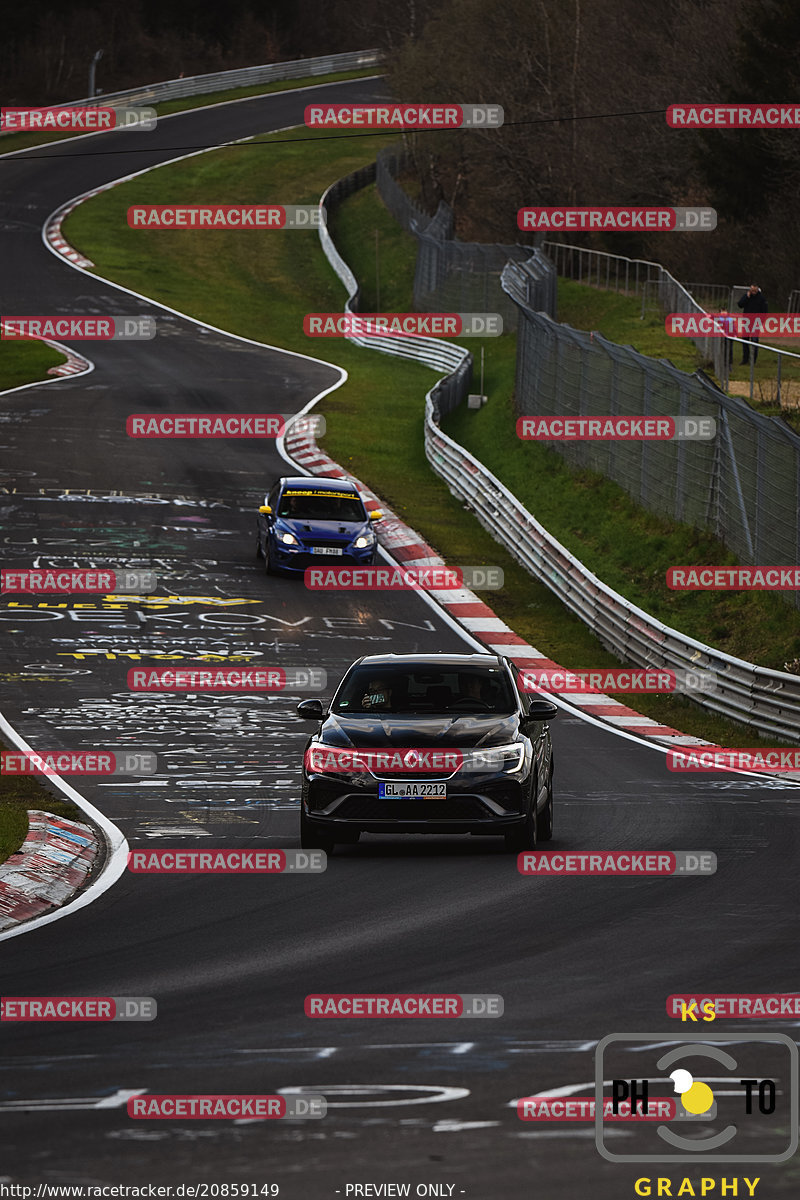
[351,653,506,670]
[279,476,359,494]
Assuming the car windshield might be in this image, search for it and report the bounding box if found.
[278,490,365,522]
[332,666,516,715]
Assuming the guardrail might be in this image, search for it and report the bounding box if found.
[1,49,382,123]
[319,166,473,413]
[425,399,800,741]
[320,164,800,740]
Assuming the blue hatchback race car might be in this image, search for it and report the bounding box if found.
[256,475,382,576]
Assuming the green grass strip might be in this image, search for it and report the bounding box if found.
[0,340,67,392]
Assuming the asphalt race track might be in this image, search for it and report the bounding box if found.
[2,78,800,1199]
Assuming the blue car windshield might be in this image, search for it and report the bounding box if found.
[333,667,516,715]
[278,491,365,522]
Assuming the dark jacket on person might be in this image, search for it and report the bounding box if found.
[738,289,768,314]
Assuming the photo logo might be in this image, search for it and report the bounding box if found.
[304,104,503,129]
[518,207,716,231]
[595,1032,799,1162]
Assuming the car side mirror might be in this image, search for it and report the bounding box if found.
[523,699,559,723]
[368,509,383,522]
[297,698,327,720]
[259,504,272,515]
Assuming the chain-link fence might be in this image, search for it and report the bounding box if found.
[544,242,800,403]
[504,257,800,608]
[320,164,473,419]
[375,151,556,329]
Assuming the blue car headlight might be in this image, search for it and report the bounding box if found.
[354,532,375,549]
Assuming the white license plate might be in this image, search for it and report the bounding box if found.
[312,546,343,556]
[378,781,447,799]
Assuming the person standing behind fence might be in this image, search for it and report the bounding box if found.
[737,283,768,365]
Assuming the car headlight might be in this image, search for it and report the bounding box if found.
[468,743,527,774]
[281,532,299,546]
[354,533,375,549]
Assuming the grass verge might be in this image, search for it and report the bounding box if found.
[62,132,797,747]
[0,340,67,392]
[0,740,82,865]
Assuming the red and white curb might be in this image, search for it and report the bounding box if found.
[0,811,100,931]
[44,194,98,269]
[285,423,716,753]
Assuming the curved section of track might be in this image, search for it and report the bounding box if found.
[1,79,798,1197]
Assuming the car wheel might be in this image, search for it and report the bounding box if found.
[263,536,276,575]
[255,532,263,559]
[504,779,538,852]
[300,806,335,855]
[538,758,554,842]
